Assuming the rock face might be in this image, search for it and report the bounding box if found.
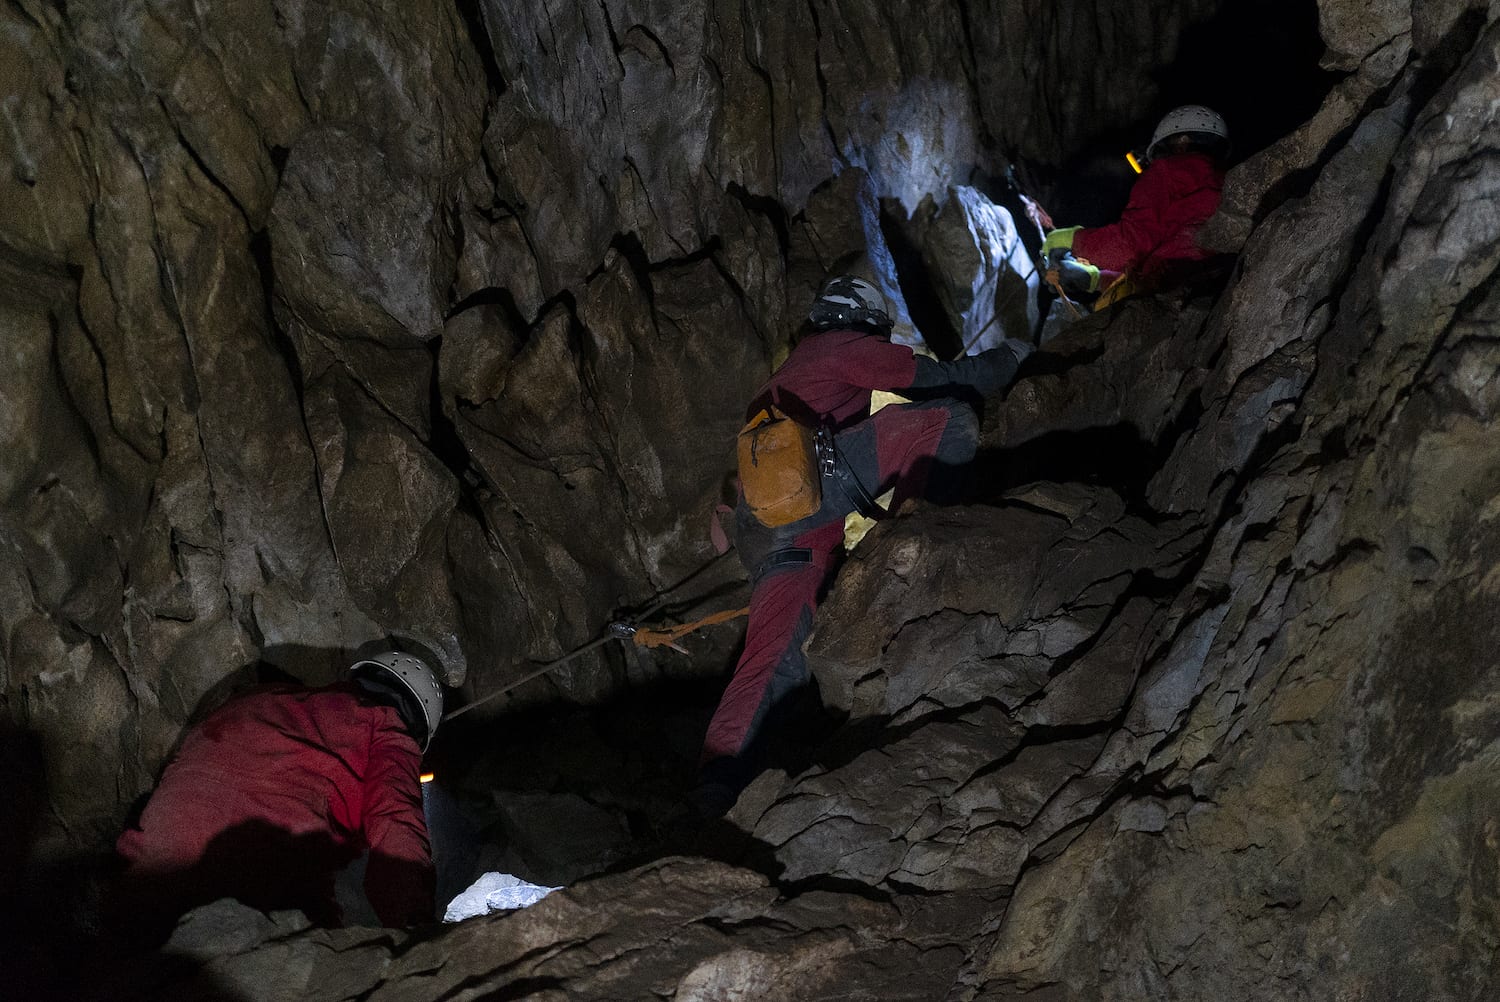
[4,0,1499,1000]
[1,0,1209,856]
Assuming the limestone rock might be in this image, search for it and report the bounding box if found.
[276,0,486,178]
[301,363,465,682]
[785,169,921,350]
[807,491,1196,724]
[968,0,1223,165]
[271,128,455,347]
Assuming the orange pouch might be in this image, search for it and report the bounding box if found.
[737,407,821,527]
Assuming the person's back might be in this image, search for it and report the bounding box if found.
[696,277,1032,816]
[114,651,443,940]
[1073,149,1224,288]
[751,327,921,429]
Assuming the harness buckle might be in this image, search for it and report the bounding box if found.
[815,426,836,477]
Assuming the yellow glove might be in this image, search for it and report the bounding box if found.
[1041,226,1082,259]
[1055,253,1100,295]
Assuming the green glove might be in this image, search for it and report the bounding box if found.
[1041,226,1082,259]
[1055,254,1100,295]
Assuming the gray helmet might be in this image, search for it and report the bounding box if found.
[349,650,444,752]
[808,275,893,331]
[1147,105,1229,160]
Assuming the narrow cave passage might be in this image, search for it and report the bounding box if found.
[423,680,725,894]
[414,640,846,915]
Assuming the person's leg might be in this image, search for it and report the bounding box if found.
[700,558,827,771]
[835,398,980,510]
[693,472,855,816]
[694,507,848,816]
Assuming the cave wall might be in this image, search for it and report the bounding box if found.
[1,0,1226,855]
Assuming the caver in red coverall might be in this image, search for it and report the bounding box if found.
[115,684,433,935]
[696,328,1030,806]
[1071,151,1226,294]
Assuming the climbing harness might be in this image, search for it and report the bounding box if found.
[752,547,815,581]
[826,434,885,520]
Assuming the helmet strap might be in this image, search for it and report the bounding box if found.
[353,673,429,747]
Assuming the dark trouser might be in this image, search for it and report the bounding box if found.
[699,398,978,778]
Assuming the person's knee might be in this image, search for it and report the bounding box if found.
[906,401,979,506]
[937,401,979,463]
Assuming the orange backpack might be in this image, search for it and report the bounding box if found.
[737,406,822,527]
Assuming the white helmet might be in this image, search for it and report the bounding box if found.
[808,275,893,330]
[1147,105,1229,160]
[349,650,444,752]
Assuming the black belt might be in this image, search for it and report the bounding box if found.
[821,434,884,519]
[834,464,883,519]
[754,547,814,579]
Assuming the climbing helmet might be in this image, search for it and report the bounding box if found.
[349,649,444,752]
[1147,105,1229,160]
[808,275,893,331]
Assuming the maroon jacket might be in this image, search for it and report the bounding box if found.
[1073,152,1225,288]
[751,327,1017,427]
[116,684,433,928]
[753,328,919,429]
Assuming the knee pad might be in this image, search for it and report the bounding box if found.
[936,401,979,464]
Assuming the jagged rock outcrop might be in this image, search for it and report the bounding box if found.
[5,0,1499,1000]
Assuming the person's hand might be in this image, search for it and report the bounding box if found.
[1041,226,1081,259]
[1054,253,1100,296]
[1021,194,1054,232]
[1000,338,1034,367]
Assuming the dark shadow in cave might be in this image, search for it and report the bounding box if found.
[431,657,853,884]
[453,0,508,98]
[1,723,90,1002]
[879,202,964,360]
[1042,0,1340,229]
[1155,0,1340,164]
[969,424,1160,510]
[431,676,730,877]
[445,285,530,330]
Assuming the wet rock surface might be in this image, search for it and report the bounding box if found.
[4,0,1499,1000]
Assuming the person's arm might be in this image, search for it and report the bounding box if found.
[1071,164,1176,274]
[905,340,1033,399]
[362,719,435,927]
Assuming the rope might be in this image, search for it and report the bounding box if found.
[442,550,746,722]
[630,605,749,651]
[441,633,618,722]
[1043,265,1086,320]
[1000,167,1087,326]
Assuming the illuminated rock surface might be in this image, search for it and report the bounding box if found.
[3,0,1498,999]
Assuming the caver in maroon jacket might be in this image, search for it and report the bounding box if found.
[698,329,1025,805]
[116,683,433,931]
[1072,151,1225,290]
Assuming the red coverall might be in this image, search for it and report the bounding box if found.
[1072,151,1225,291]
[699,329,1021,790]
[116,684,433,931]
